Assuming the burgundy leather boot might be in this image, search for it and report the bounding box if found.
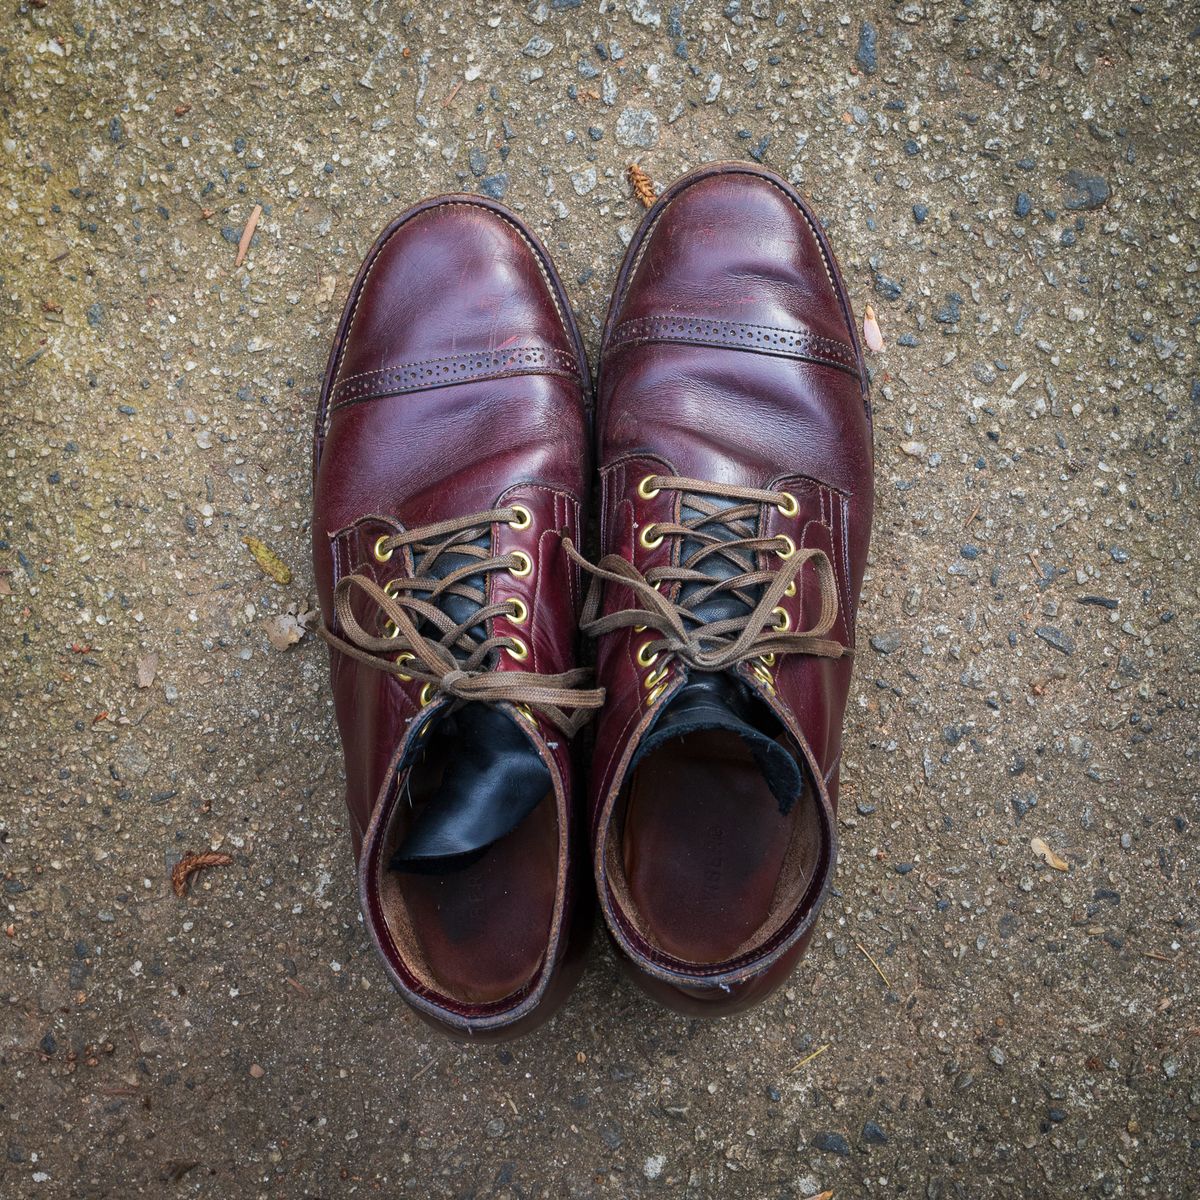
[578,163,874,1015]
[312,195,601,1038]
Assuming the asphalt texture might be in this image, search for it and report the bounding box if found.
[1,2,1197,1197]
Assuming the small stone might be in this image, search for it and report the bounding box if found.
[615,108,659,149]
[870,630,901,654]
[643,1154,665,1180]
[900,441,927,458]
[894,862,914,875]
[862,1120,888,1146]
[1063,170,1110,210]
[1035,625,1074,656]
[812,1131,850,1157]
[855,21,878,74]
[249,1063,265,1078]
[571,167,597,195]
[479,173,509,200]
[521,35,554,58]
[873,271,903,301]
[486,1118,506,1137]
[1014,192,1032,218]
[468,148,487,177]
[935,293,963,324]
[194,430,213,449]
[912,203,929,224]
[988,1045,1006,1067]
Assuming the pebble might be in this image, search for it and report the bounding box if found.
[1063,170,1110,210]
[468,148,487,177]
[856,21,878,74]
[912,203,929,224]
[862,1121,889,1146]
[1035,625,1075,656]
[521,35,554,58]
[870,630,902,654]
[873,271,903,301]
[643,1154,666,1180]
[479,173,509,200]
[615,108,660,149]
[1013,192,1032,218]
[812,1131,850,1156]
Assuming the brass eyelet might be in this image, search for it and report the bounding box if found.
[776,491,799,518]
[515,703,537,725]
[383,578,401,598]
[759,652,776,667]
[639,524,664,550]
[784,581,797,597]
[506,635,529,662]
[644,664,669,690]
[419,682,435,707]
[752,663,774,686]
[646,681,668,706]
[507,597,528,625]
[373,534,394,563]
[637,474,661,500]
[771,606,791,632]
[507,504,533,531]
[775,534,796,560]
[636,642,660,668]
[393,651,415,681]
[382,619,400,639]
[508,550,533,578]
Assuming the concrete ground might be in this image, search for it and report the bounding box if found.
[2,1,1197,1196]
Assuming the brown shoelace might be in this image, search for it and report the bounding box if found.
[563,475,847,673]
[319,506,604,736]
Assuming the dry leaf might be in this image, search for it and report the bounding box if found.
[262,612,304,650]
[135,651,159,689]
[0,573,11,596]
[862,303,884,352]
[235,203,262,268]
[243,536,293,584]
[627,162,656,208]
[171,851,234,897]
[803,1192,834,1200]
[1030,836,1069,872]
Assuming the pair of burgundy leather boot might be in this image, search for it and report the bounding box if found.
[311,164,873,1039]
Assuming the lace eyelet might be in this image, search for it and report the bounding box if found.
[775,534,796,560]
[751,663,774,687]
[383,578,401,598]
[508,550,533,578]
[637,475,661,500]
[419,682,435,707]
[639,524,664,550]
[393,651,415,681]
[771,606,791,632]
[506,635,529,662]
[507,504,532,531]
[644,664,669,690]
[515,703,537,725]
[373,534,394,563]
[636,642,660,668]
[784,581,797,597]
[759,652,777,667]
[646,681,668,706]
[382,619,400,639]
[507,597,528,625]
[776,491,799,518]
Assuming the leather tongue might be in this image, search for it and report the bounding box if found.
[632,673,803,814]
[390,704,551,873]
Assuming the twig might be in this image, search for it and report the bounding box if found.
[235,204,262,268]
[171,851,234,897]
[788,1043,830,1073]
[856,941,892,989]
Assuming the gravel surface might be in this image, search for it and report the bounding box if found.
[2,2,1197,1196]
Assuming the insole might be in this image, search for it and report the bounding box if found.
[622,730,794,964]
[394,795,557,1004]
